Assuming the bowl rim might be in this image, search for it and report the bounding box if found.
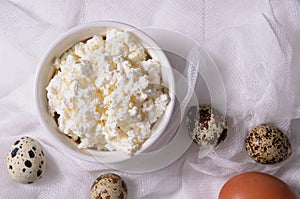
[34,20,175,164]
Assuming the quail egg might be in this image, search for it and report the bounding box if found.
[90,173,127,199]
[245,125,292,164]
[186,105,227,148]
[7,137,46,184]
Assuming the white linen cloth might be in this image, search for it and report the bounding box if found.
[0,0,300,198]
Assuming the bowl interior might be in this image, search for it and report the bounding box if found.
[35,21,175,163]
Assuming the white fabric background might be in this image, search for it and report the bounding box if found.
[0,0,300,198]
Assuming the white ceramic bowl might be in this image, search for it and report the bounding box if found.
[35,21,175,164]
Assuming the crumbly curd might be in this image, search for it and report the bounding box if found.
[46,29,169,154]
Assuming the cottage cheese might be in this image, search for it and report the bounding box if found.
[46,29,169,154]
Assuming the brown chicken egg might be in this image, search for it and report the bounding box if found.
[219,172,297,199]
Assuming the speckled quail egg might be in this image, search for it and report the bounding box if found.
[186,105,228,148]
[245,125,292,164]
[90,173,127,199]
[7,137,46,184]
